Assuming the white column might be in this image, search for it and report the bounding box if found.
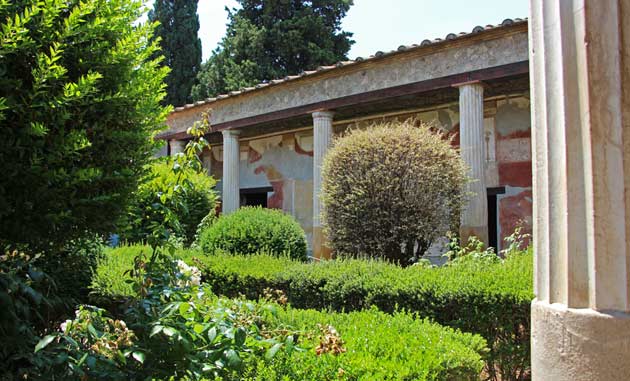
[169,139,186,155]
[221,130,241,214]
[530,1,630,380]
[312,111,334,259]
[457,82,488,245]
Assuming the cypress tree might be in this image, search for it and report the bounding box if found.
[149,0,202,106]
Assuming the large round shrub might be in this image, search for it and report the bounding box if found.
[199,207,307,260]
[121,161,219,246]
[321,119,469,265]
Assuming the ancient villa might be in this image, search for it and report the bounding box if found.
[159,18,531,259]
[161,3,630,378]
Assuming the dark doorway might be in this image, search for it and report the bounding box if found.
[487,187,505,251]
[240,187,273,208]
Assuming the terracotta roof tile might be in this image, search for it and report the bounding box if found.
[171,17,527,113]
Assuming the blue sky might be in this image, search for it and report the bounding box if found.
[168,0,529,61]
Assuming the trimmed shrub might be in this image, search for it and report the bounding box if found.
[121,160,219,246]
[193,251,532,381]
[95,245,532,380]
[198,207,307,261]
[90,245,142,300]
[321,119,468,265]
[242,308,486,380]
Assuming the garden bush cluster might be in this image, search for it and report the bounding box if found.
[121,160,219,246]
[95,245,532,380]
[36,252,487,380]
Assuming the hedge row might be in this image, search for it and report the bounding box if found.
[243,307,486,381]
[94,245,533,380]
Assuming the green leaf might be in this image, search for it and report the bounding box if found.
[178,302,190,315]
[35,335,56,352]
[132,351,145,364]
[76,352,88,367]
[234,327,246,347]
[265,343,283,360]
[207,327,217,342]
[150,325,163,337]
[87,323,98,338]
[224,349,241,368]
[163,327,177,337]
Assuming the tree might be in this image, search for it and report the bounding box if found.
[320,120,469,265]
[0,0,170,251]
[191,0,354,100]
[149,0,202,106]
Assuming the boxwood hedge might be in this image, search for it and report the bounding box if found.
[94,245,533,380]
[241,307,487,380]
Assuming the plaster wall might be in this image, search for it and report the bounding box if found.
[207,131,315,246]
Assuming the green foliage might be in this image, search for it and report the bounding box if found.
[0,249,67,378]
[191,0,354,100]
[90,245,140,300]
[34,255,303,380]
[39,236,105,303]
[149,0,202,106]
[192,249,532,381]
[96,244,533,380]
[321,120,469,265]
[443,233,499,264]
[90,247,487,380]
[125,111,216,256]
[198,207,308,261]
[121,159,219,246]
[240,308,486,381]
[0,0,171,252]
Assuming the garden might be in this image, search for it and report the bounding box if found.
[1,1,533,380]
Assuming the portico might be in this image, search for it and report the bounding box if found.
[160,19,531,258]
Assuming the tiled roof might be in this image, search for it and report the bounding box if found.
[172,18,527,113]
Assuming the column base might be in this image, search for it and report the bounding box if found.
[312,226,332,260]
[459,225,488,247]
[531,300,630,381]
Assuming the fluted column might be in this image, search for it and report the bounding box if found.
[457,82,488,245]
[221,130,241,214]
[530,1,630,379]
[312,111,334,259]
[169,139,186,155]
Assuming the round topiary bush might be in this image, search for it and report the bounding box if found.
[199,207,308,261]
[321,119,469,265]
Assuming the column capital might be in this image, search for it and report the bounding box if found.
[452,80,485,89]
[221,129,241,138]
[312,110,335,120]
